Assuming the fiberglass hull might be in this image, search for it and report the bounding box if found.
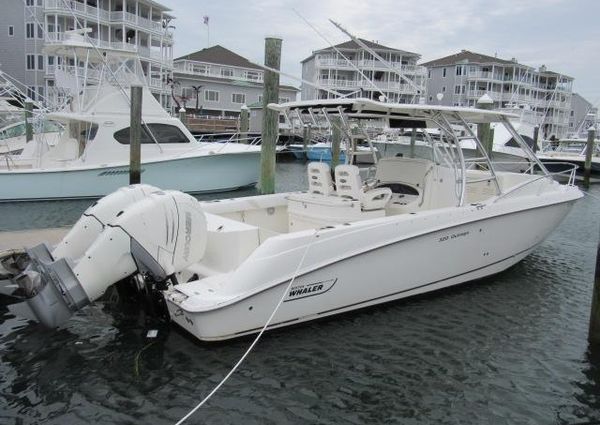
[0,152,260,201]
[165,190,579,341]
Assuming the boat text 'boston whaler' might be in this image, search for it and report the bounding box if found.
[1,99,582,341]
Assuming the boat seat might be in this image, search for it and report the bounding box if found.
[335,164,392,211]
[307,161,335,196]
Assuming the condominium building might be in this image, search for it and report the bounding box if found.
[0,0,174,107]
[568,93,598,138]
[301,39,426,103]
[172,45,298,117]
[422,50,574,139]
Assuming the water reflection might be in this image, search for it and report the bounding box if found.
[0,163,599,424]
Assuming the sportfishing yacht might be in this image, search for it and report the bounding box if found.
[2,99,582,341]
[0,30,261,201]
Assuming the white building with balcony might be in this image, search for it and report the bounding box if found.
[172,45,298,117]
[422,50,574,139]
[0,0,174,108]
[301,39,426,103]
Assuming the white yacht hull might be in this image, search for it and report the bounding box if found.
[0,151,260,201]
[166,195,577,341]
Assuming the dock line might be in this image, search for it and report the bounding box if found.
[174,229,319,425]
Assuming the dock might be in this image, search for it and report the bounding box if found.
[0,228,68,252]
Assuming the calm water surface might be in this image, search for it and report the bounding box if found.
[1,160,600,424]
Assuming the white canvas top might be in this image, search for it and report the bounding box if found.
[268,98,517,124]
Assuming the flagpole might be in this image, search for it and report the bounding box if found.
[203,16,210,47]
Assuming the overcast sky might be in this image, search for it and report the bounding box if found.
[163,0,599,105]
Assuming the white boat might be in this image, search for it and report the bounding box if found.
[537,137,600,175]
[0,120,62,155]
[0,31,261,201]
[3,99,582,342]
[375,104,538,172]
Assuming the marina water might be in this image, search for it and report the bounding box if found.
[1,159,600,424]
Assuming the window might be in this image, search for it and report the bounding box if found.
[192,64,209,75]
[279,97,290,103]
[442,86,446,93]
[454,85,465,94]
[231,93,245,104]
[8,26,14,37]
[26,0,34,5]
[26,23,35,39]
[37,86,44,100]
[114,124,190,144]
[506,135,534,148]
[26,55,35,70]
[429,96,433,102]
[221,68,233,78]
[427,69,431,79]
[204,90,219,102]
[456,65,465,76]
[37,25,43,39]
[27,86,36,99]
[37,55,44,70]
[258,95,263,103]
[244,71,261,81]
[442,67,447,78]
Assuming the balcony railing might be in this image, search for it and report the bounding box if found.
[317,78,419,93]
[44,0,167,35]
[46,33,173,68]
[316,58,426,75]
[173,61,264,83]
[46,32,137,53]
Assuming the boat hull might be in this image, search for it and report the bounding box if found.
[0,152,260,201]
[306,146,346,163]
[166,197,577,341]
[536,156,600,175]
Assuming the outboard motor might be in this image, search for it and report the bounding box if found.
[8,189,208,327]
[52,184,160,260]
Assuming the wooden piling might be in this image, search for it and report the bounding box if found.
[583,126,596,188]
[129,86,143,185]
[239,105,249,143]
[477,95,494,159]
[589,226,600,344]
[409,128,416,158]
[24,100,33,143]
[178,107,187,125]
[259,37,282,195]
[302,124,311,160]
[532,125,540,153]
[331,117,342,169]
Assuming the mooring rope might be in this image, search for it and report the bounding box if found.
[174,229,319,425]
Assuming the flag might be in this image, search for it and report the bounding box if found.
[203,16,209,25]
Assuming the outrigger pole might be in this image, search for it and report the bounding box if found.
[329,19,423,104]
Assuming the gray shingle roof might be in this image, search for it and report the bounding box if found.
[302,38,419,62]
[420,50,516,67]
[175,45,262,70]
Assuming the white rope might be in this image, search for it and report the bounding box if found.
[174,230,319,425]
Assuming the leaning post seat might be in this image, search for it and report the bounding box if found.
[334,164,392,211]
[307,162,335,196]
